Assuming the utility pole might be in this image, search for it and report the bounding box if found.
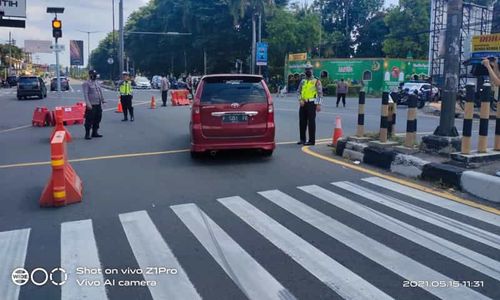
[251,13,256,75]
[203,49,207,75]
[112,0,116,80]
[421,0,463,154]
[119,0,124,73]
[8,31,12,75]
[258,12,262,75]
[435,0,463,137]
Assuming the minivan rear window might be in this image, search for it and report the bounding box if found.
[18,77,38,85]
[201,78,267,104]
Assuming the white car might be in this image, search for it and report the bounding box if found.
[134,76,151,89]
[402,81,440,101]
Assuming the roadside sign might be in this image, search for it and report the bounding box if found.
[50,44,65,51]
[288,53,307,62]
[470,33,500,63]
[107,58,114,65]
[0,0,26,18]
[256,42,268,66]
[24,40,53,54]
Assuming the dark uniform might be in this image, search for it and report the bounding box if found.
[297,65,323,146]
[82,70,105,140]
[119,74,134,121]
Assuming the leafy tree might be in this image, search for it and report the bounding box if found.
[265,7,320,75]
[382,0,430,59]
[354,11,389,57]
[89,32,119,80]
[0,43,24,76]
[313,0,384,58]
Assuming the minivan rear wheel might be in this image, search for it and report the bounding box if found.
[261,150,273,157]
[190,151,203,159]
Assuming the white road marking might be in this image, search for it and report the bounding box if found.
[363,177,500,227]
[119,210,201,300]
[0,228,30,300]
[333,182,500,250]
[172,203,296,300]
[298,185,500,281]
[218,196,393,300]
[261,189,489,300]
[61,219,108,300]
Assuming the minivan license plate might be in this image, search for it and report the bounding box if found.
[222,114,248,123]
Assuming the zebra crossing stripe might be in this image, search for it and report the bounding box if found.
[298,185,500,281]
[61,219,107,300]
[334,182,500,250]
[171,203,296,300]
[119,210,201,300]
[261,189,489,300]
[218,196,393,300]
[0,228,30,300]
[363,177,500,227]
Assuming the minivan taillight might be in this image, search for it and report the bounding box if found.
[267,104,274,123]
[192,105,201,124]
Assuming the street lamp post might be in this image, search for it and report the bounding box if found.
[77,30,100,70]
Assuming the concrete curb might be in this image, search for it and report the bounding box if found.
[331,141,500,203]
[390,154,428,178]
[461,171,500,203]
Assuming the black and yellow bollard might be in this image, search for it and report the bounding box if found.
[478,83,491,153]
[356,91,366,137]
[379,92,389,143]
[461,83,475,154]
[404,94,418,148]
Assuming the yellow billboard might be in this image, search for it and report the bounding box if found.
[472,33,500,52]
[288,53,307,62]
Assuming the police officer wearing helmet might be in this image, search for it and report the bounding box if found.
[82,70,105,140]
[297,63,323,145]
[119,71,134,121]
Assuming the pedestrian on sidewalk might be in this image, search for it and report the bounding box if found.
[336,78,348,107]
[160,74,170,107]
[297,63,322,146]
[82,70,105,140]
[118,71,134,121]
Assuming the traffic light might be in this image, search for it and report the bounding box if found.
[52,18,62,39]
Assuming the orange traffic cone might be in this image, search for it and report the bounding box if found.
[150,96,156,109]
[116,99,123,113]
[331,116,343,147]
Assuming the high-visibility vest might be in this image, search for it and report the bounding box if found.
[301,79,317,100]
[119,81,132,95]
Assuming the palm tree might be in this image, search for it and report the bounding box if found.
[227,0,275,24]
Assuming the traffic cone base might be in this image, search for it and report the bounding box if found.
[116,99,123,113]
[150,96,156,109]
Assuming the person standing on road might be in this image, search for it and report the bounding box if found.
[297,63,322,146]
[160,74,170,107]
[82,70,105,140]
[336,78,348,107]
[119,71,134,122]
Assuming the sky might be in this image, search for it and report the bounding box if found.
[0,0,399,67]
[0,0,149,67]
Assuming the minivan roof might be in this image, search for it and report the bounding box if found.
[202,74,263,79]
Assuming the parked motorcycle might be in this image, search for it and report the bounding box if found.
[390,87,427,109]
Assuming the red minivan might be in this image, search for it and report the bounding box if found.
[190,74,275,157]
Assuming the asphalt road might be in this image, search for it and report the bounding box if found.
[0,82,499,300]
